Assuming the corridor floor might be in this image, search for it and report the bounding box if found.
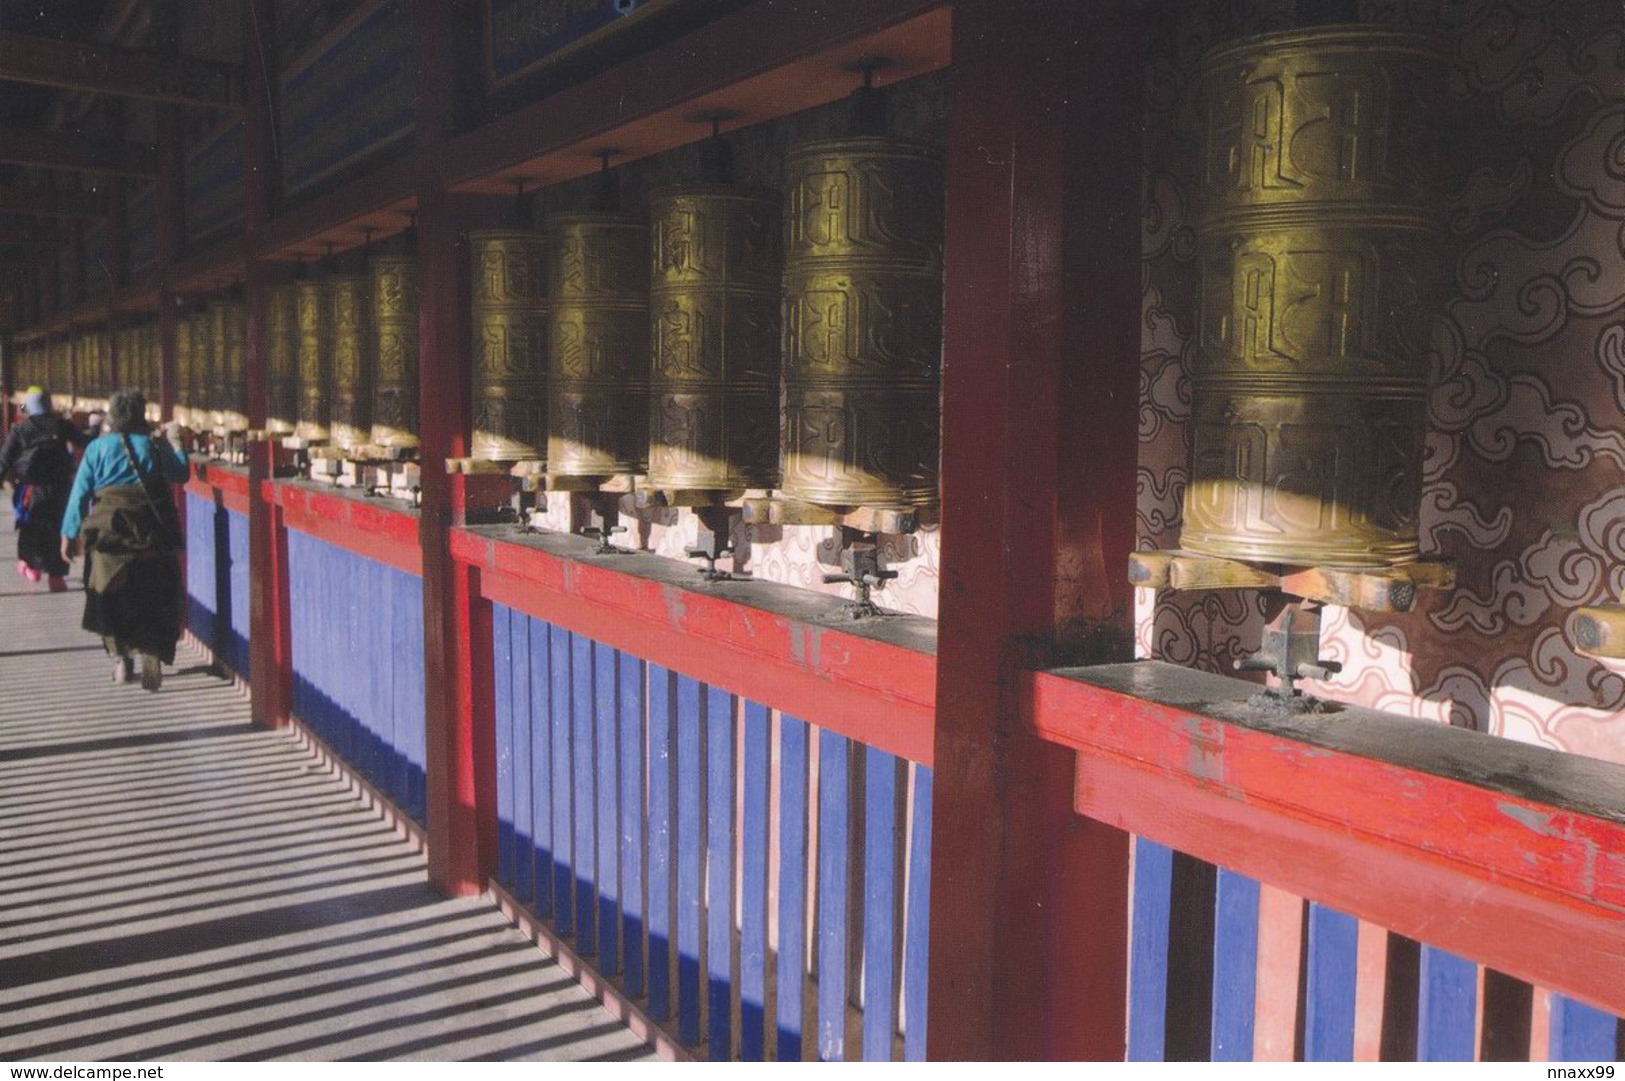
[0,502,654,1061]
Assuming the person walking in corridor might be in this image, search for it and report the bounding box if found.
[0,386,88,592]
[60,390,190,690]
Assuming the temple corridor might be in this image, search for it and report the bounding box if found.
[0,505,654,1062]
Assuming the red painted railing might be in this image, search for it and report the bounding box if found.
[1028,660,1625,1061]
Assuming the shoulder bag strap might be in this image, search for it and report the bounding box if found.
[118,433,180,544]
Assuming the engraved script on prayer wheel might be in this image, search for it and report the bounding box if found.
[328,275,371,450]
[780,137,944,508]
[548,213,649,478]
[470,232,549,462]
[294,279,331,443]
[266,283,299,434]
[370,255,420,449]
[648,187,781,492]
[1182,28,1446,568]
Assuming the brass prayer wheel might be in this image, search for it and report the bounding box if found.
[141,323,160,424]
[647,186,781,492]
[191,310,214,429]
[174,315,197,429]
[470,231,549,462]
[207,300,247,431]
[548,213,650,478]
[780,137,944,508]
[52,340,70,408]
[1182,28,1446,568]
[266,283,299,435]
[294,279,331,443]
[370,255,420,449]
[327,275,371,450]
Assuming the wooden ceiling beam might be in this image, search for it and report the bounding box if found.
[0,127,158,176]
[0,185,107,220]
[0,31,237,109]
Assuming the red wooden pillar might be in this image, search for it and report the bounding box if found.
[929,0,1145,1060]
[243,0,292,730]
[415,0,500,896]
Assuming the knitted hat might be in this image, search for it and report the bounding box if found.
[23,386,48,416]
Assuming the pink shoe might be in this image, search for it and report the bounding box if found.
[47,576,67,593]
[19,562,40,584]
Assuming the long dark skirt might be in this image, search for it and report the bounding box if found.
[13,484,70,576]
[82,548,182,664]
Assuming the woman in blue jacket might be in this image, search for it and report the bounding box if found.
[61,389,190,690]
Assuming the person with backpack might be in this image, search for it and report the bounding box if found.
[0,386,89,591]
[59,389,190,690]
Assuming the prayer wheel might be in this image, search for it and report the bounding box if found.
[647,186,781,492]
[174,316,197,429]
[76,331,97,410]
[370,255,420,449]
[223,299,248,430]
[52,340,69,406]
[1181,27,1446,568]
[548,213,650,479]
[780,137,944,508]
[141,324,160,424]
[294,279,331,443]
[470,232,549,462]
[266,283,299,435]
[328,275,371,450]
[191,310,214,430]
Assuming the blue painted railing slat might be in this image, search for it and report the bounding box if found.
[571,631,597,954]
[647,664,676,1022]
[740,701,771,1062]
[1418,946,1477,1062]
[528,615,553,919]
[706,684,736,1060]
[903,765,932,1062]
[1210,868,1261,1062]
[816,728,850,1062]
[594,641,620,975]
[1551,996,1620,1063]
[619,649,646,999]
[675,673,705,1047]
[1129,838,1175,1061]
[862,745,900,1062]
[511,614,534,905]
[549,622,575,935]
[776,715,811,1062]
[1304,902,1359,1062]
[494,603,515,889]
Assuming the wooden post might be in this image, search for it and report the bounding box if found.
[929,0,1145,1059]
[415,0,499,896]
[155,103,181,422]
[242,0,291,730]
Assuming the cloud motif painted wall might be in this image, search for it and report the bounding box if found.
[1139,0,1625,763]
